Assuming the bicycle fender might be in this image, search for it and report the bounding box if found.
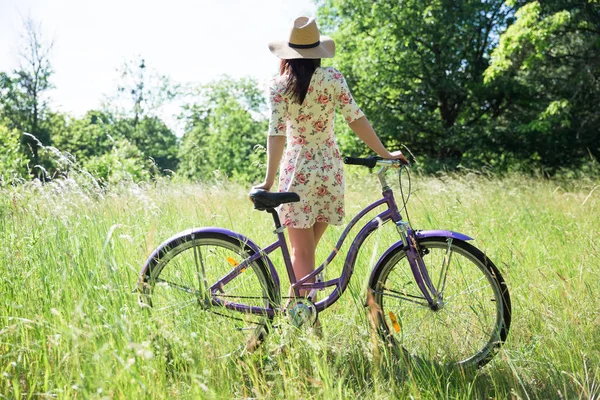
[142,227,280,294]
[367,230,473,291]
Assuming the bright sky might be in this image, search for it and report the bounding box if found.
[0,0,317,119]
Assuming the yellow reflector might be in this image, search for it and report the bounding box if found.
[389,311,401,333]
[226,257,239,267]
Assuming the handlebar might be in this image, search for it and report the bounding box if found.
[343,156,406,168]
[343,155,410,192]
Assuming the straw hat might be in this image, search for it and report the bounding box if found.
[268,17,335,59]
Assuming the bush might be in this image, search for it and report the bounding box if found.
[84,138,155,185]
[0,122,29,185]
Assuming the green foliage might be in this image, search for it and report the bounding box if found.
[113,115,180,174]
[100,57,181,174]
[49,110,179,177]
[317,0,521,165]
[178,77,267,182]
[318,0,599,174]
[0,121,29,185]
[0,70,54,170]
[83,138,154,184]
[0,109,157,185]
[50,111,115,161]
[483,0,600,172]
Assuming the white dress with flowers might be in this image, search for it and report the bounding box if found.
[267,67,364,229]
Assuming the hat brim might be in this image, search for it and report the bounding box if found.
[268,36,335,59]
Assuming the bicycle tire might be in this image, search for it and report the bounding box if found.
[369,237,511,368]
[139,231,278,356]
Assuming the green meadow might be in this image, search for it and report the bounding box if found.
[1,171,599,399]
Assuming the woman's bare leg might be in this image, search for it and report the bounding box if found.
[287,222,329,297]
[313,222,328,247]
[287,226,316,297]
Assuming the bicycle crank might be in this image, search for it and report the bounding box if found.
[287,298,318,328]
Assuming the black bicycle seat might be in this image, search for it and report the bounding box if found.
[249,189,300,211]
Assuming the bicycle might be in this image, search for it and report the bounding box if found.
[137,156,511,368]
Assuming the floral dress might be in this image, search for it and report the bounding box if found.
[267,67,364,229]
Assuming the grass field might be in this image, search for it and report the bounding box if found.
[1,170,599,399]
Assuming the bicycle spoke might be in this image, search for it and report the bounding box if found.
[207,308,265,328]
[218,272,259,296]
[445,278,490,301]
[376,289,429,307]
[214,294,271,300]
[155,277,201,296]
[437,239,453,296]
[192,235,210,296]
[384,285,427,301]
[455,319,492,350]
[149,297,197,319]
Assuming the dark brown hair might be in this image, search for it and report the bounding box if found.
[280,58,321,104]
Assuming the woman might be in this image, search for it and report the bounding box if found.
[254,16,407,296]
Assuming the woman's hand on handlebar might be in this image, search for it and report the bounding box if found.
[385,150,409,165]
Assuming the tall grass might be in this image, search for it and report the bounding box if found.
[1,170,598,398]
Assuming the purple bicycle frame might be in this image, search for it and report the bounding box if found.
[208,188,473,318]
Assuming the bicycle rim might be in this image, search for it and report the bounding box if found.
[371,237,510,368]
[140,234,277,358]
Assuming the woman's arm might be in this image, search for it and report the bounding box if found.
[349,116,408,163]
[254,135,286,191]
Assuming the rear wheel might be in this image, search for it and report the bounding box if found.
[369,237,511,368]
[139,232,278,357]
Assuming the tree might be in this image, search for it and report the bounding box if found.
[50,110,117,161]
[104,57,180,173]
[178,77,267,182]
[50,110,179,177]
[112,115,180,173]
[0,73,21,128]
[484,0,600,172]
[83,138,153,185]
[107,56,179,125]
[0,18,55,168]
[317,0,525,166]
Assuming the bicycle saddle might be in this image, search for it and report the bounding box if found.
[249,189,300,211]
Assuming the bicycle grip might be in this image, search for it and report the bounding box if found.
[343,156,380,168]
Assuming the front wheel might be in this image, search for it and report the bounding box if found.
[138,231,278,357]
[369,237,511,368]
